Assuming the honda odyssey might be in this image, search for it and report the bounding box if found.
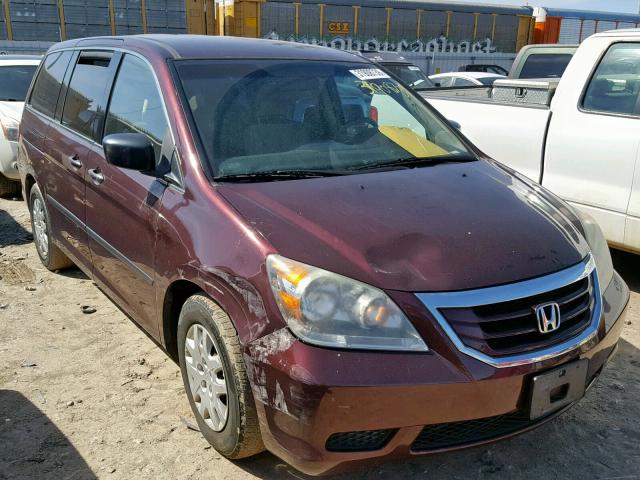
[18,35,628,475]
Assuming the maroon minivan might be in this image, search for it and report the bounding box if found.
[18,35,628,475]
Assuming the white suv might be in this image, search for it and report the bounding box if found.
[0,55,40,196]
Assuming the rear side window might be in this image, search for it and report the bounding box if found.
[62,52,114,140]
[583,43,640,116]
[29,51,72,118]
[104,54,169,164]
[519,53,573,79]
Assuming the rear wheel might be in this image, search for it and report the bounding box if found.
[0,174,20,198]
[29,184,74,271]
[177,294,264,459]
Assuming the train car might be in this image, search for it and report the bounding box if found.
[533,7,640,44]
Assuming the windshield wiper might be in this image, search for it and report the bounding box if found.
[351,154,477,171]
[214,169,350,182]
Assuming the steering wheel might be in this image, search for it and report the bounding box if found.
[336,118,378,145]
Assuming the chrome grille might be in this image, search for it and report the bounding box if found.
[415,256,601,368]
[439,275,595,357]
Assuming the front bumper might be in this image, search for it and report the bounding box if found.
[0,139,19,180]
[245,271,628,476]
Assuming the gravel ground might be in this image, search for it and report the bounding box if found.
[0,194,639,480]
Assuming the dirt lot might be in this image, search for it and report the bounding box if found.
[0,195,639,480]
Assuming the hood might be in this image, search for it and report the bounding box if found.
[218,160,589,292]
[0,101,24,122]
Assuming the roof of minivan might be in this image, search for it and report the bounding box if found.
[49,35,369,63]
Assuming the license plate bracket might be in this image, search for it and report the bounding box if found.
[528,359,588,420]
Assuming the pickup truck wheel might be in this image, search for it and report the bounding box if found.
[29,184,74,271]
[177,294,264,459]
[0,173,20,198]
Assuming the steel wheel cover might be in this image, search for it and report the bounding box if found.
[32,197,48,259]
[184,323,229,432]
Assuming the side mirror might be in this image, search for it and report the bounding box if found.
[103,133,155,172]
[448,120,462,130]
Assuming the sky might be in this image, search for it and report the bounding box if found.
[466,0,640,14]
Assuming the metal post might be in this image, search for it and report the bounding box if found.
[257,1,261,38]
[319,3,325,37]
[385,7,392,39]
[473,12,479,40]
[445,10,452,37]
[141,0,148,33]
[578,18,584,41]
[56,0,66,40]
[416,9,422,38]
[108,0,116,35]
[491,13,497,41]
[353,5,359,37]
[3,0,12,41]
[294,2,300,36]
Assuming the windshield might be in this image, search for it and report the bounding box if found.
[383,64,434,89]
[175,60,471,177]
[0,65,38,101]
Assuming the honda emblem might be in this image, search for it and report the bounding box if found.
[534,302,561,334]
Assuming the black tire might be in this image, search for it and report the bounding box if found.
[0,173,21,198]
[177,294,264,459]
[29,184,75,271]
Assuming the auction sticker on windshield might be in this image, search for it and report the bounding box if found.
[350,68,390,80]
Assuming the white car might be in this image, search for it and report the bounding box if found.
[428,72,505,87]
[0,55,41,196]
[422,29,640,254]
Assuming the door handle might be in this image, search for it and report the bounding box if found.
[69,155,82,169]
[88,168,105,185]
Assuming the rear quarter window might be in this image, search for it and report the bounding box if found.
[29,51,73,118]
[62,52,114,140]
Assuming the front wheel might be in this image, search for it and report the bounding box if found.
[177,294,264,459]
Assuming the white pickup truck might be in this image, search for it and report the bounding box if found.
[422,29,640,254]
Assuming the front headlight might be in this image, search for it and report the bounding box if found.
[266,254,428,352]
[0,117,19,142]
[573,208,613,295]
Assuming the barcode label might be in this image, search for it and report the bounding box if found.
[349,68,390,80]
